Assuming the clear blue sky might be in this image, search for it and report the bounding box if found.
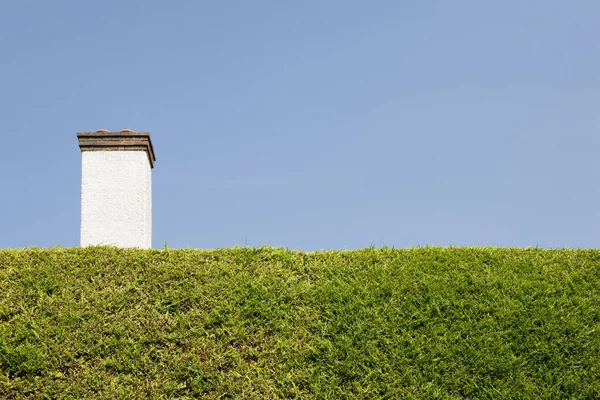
[1,1,599,249]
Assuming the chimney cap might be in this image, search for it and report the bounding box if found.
[77,131,156,168]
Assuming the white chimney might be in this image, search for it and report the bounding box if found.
[77,130,156,248]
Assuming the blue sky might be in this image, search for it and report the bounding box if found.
[1,1,599,249]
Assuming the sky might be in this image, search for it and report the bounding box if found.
[0,1,599,250]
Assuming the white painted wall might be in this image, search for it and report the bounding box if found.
[81,151,152,248]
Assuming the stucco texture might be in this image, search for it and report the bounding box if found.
[81,151,152,248]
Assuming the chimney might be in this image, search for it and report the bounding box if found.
[77,130,156,248]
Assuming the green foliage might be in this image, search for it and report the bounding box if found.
[0,247,599,398]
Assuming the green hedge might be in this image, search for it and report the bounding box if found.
[1,247,599,399]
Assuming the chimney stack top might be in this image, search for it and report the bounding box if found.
[77,131,156,168]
